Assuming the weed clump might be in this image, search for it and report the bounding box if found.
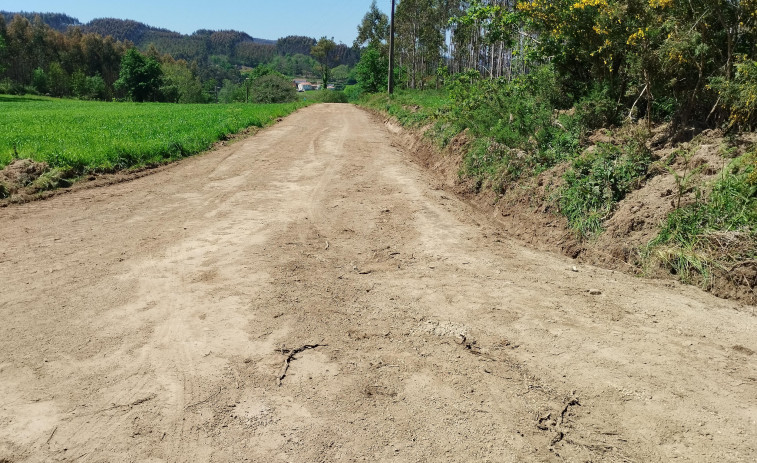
[559,125,652,237]
[645,150,757,287]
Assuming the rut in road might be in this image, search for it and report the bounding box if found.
[0,104,755,462]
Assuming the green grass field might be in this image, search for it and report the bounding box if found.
[0,95,307,172]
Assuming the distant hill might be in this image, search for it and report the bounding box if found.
[1,11,358,68]
[1,11,81,31]
[1,12,277,59]
[83,17,182,44]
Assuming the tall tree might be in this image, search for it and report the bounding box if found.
[115,48,163,102]
[356,45,389,93]
[354,0,390,49]
[6,15,32,84]
[161,58,206,103]
[395,0,449,88]
[311,37,337,88]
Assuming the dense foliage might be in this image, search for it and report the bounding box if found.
[353,0,757,129]
[249,74,297,104]
[114,48,163,102]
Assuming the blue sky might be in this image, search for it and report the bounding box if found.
[1,0,394,44]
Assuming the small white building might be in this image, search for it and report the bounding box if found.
[294,79,316,92]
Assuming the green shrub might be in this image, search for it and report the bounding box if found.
[343,85,363,102]
[575,84,622,130]
[355,45,388,94]
[250,74,297,104]
[559,126,652,237]
[359,66,584,195]
[447,65,582,190]
[314,90,349,103]
[710,58,757,130]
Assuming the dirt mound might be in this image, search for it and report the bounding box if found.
[0,159,82,203]
[591,135,755,303]
[0,159,49,197]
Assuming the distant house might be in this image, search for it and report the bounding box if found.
[293,79,316,92]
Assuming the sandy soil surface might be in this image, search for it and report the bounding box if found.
[1,104,755,462]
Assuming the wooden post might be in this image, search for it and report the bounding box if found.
[388,0,396,95]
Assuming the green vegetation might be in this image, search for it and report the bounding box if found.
[355,46,388,94]
[249,74,297,104]
[349,0,757,297]
[447,67,579,186]
[0,95,306,172]
[559,126,652,237]
[310,37,338,90]
[359,89,449,127]
[114,48,163,102]
[646,151,757,286]
[0,13,359,104]
[353,1,390,94]
[301,90,349,104]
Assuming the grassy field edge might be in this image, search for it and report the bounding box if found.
[1,95,311,200]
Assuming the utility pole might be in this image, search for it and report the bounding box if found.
[388,0,396,95]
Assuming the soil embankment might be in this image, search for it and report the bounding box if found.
[386,117,756,304]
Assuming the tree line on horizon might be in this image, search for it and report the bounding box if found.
[0,12,359,103]
[4,1,757,128]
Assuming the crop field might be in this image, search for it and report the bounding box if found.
[0,95,307,171]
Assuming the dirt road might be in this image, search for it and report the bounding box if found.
[1,104,755,462]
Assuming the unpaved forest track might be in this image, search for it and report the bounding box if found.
[0,104,755,462]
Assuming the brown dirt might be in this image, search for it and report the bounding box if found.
[1,104,756,462]
[591,133,755,302]
[0,159,50,197]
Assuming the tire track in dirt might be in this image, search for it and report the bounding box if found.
[0,104,755,462]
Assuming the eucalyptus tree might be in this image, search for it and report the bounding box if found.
[395,0,451,88]
[115,48,164,102]
[355,0,390,50]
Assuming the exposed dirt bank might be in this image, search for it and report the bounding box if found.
[384,116,756,305]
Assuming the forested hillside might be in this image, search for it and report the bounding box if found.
[0,11,358,102]
[0,11,81,31]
